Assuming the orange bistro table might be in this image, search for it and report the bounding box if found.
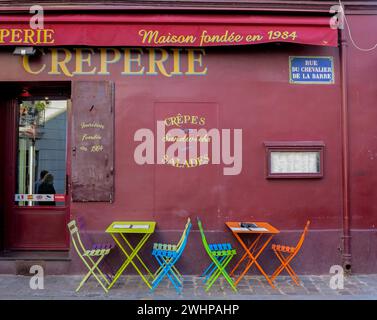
[225,222,280,288]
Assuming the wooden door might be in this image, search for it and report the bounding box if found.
[3,95,70,250]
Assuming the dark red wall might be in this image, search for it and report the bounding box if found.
[0,40,354,274]
[346,15,377,273]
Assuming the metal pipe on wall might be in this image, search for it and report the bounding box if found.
[340,27,352,273]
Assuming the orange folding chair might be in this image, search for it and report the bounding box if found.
[270,220,310,285]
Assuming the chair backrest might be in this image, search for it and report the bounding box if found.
[67,220,87,257]
[175,219,192,258]
[294,220,311,252]
[197,218,212,256]
[176,218,192,252]
[176,218,191,248]
[75,215,93,247]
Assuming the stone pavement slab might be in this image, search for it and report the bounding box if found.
[0,274,377,300]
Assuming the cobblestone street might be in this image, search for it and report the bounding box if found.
[1,274,377,300]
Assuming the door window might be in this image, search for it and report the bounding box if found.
[15,99,67,206]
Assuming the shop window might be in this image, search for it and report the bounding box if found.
[15,99,67,206]
[264,141,324,178]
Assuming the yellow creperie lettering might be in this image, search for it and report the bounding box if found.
[48,48,73,77]
[0,28,54,44]
[138,30,196,45]
[22,54,46,74]
[22,47,208,77]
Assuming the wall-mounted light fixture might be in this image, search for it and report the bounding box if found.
[13,47,36,56]
[20,88,32,98]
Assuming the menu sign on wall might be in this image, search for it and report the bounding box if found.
[71,81,114,202]
[270,151,320,174]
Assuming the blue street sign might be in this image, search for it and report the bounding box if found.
[289,56,334,84]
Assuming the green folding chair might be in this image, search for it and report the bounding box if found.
[197,218,237,292]
[68,220,112,293]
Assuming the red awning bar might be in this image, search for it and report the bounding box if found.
[0,14,338,47]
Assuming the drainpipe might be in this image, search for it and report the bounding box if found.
[340,27,352,273]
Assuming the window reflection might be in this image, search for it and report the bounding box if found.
[16,100,67,206]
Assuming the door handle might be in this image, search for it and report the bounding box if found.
[65,174,70,195]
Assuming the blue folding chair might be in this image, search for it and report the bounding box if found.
[151,218,192,293]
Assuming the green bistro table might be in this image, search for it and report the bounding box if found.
[106,221,156,289]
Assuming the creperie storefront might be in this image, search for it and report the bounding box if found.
[0,10,371,275]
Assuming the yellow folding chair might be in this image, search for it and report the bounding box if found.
[270,220,310,285]
[68,220,112,292]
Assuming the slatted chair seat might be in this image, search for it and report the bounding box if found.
[271,244,296,253]
[92,243,115,250]
[152,248,178,258]
[84,248,112,257]
[209,243,232,251]
[211,249,237,257]
[153,243,178,251]
[209,243,237,257]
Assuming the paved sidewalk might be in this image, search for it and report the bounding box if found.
[1,274,377,300]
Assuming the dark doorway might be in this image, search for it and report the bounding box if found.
[0,82,71,251]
